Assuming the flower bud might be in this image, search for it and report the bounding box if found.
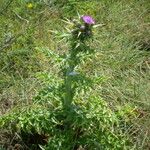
[80,25,86,31]
[86,30,92,36]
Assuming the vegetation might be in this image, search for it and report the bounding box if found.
[0,0,149,149]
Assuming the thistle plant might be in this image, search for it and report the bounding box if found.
[61,15,96,109]
[0,15,136,149]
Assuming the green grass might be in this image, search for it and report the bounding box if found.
[0,0,150,149]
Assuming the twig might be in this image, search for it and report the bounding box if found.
[13,11,29,24]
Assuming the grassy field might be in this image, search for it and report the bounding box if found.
[0,0,150,149]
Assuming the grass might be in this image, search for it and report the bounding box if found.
[0,0,150,149]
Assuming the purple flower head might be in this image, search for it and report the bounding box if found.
[81,15,95,25]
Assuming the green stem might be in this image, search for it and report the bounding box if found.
[64,41,78,109]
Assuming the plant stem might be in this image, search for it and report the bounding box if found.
[64,41,78,109]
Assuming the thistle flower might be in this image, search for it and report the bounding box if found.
[81,16,95,25]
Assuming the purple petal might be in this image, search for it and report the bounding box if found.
[81,15,95,25]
